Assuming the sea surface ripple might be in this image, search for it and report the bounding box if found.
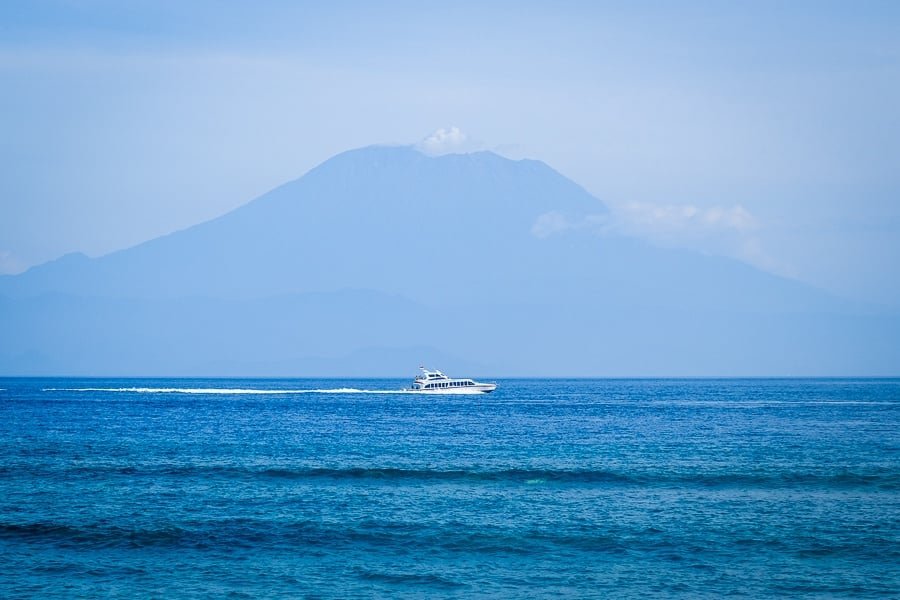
[0,377,898,598]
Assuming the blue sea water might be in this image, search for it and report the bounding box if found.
[0,378,898,598]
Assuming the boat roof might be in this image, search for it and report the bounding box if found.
[417,366,449,380]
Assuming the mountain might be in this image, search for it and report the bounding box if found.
[1,145,897,376]
[0,147,605,303]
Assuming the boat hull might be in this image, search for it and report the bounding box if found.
[410,383,497,394]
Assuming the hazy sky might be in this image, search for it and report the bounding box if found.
[2,1,899,306]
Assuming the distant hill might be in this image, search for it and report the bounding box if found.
[1,145,897,376]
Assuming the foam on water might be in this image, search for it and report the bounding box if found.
[44,387,396,394]
[42,387,487,395]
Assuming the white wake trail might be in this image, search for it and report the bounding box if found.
[41,387,434,395]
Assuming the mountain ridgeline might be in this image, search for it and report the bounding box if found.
[1,146,897,375]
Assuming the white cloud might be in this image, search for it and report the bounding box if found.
[531,211,572,238]
[530,200,784,275]
[608,201,785,271]
[417,126,483,155]
[0,250,27,274]
[615,202,758,235]
[531,211,613,240]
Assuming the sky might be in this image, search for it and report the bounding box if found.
[1,1,899,306]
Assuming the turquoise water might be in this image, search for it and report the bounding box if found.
[1,378,898,598]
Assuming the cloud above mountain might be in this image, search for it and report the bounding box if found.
[417,127,484,155]
[530,200,781,274]
[613,201,756,234]
[610,201,774,267]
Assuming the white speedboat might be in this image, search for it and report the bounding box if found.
[410,367,497,394]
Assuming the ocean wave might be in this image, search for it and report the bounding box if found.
[0,522,188,550]
[0,519,645,556]
[354,568,466,588]
[4,519,895,564]
[18,464,898,489]
[50,464,633,484]
[213,467,900,489]
[255,467,635,484]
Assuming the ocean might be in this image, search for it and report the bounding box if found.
[1,378,898,598]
